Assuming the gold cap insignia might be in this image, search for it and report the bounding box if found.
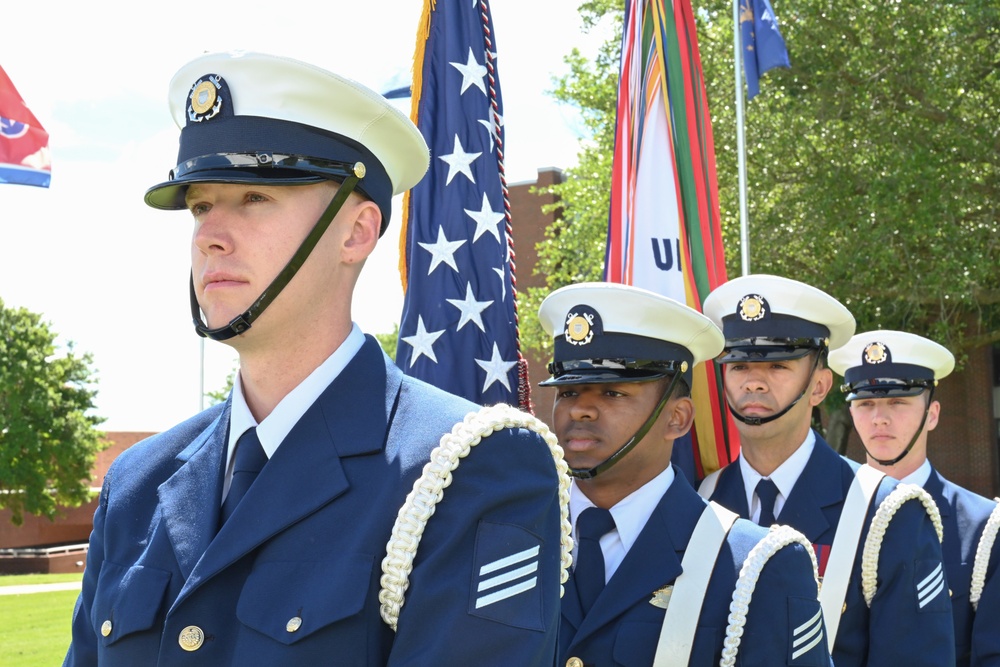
[565,312,595,346]
[188,75,224,123]
[738,294,766,322]
[863,342,888,365]
[649,585,673,610]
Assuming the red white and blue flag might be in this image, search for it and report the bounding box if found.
[396,0,529,408]
[0,65,50,188]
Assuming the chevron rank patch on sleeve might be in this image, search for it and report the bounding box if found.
[916,561,947,610]
[788,596,827,666]
[469,521,545,630]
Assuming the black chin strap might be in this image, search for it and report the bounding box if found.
[190,166,364,341]
[569,373,682,480]
[863,386,936,466]
[726,351,823,427]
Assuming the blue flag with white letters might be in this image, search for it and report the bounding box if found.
[395,0,530,409]
[740,0,791,100]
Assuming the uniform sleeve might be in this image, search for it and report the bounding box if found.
[740,540,834,667]
[866,496,956,666]
[63,472,110,667]
[971,528,1000,666]
[386,426,562,667]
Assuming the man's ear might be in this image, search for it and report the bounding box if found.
[809,367,834,406]
[341,199,381,264]
[925,400,941,432]
[665,396,695,440]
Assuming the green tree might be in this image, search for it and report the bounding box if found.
[699,0,1000,357]
[521,0,623,357]
[0,299,105,525]
[531,1,999,354]
[376,323,399,361]
[529,0,998,449]
[206,366,237,406]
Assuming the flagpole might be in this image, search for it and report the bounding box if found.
[733,0,751,276]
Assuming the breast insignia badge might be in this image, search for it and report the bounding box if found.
[649,585,673,610]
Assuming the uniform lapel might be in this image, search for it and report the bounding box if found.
[924,467,963,575]
[158,404,229,582]
[569,470,699,644]
[776,436,841,543]
[923,467,950,519]
[561,566,586,631]
[709,462,750,518]
[178,337,401,602]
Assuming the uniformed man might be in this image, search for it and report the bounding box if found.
[542,282,831,667]
[700,274,955,666]
[830,330,1000,666]
[63,51,565,666]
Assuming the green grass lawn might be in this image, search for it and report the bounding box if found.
[0,572,83,587]
[0,574,81,666]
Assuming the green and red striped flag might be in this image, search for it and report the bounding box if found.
[604,0,738,480]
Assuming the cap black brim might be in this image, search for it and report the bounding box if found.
[144,169,327,210]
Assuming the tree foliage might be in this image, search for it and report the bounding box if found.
[700,0,1000,358]
[521,0,623,357]
[0,299,105,525]
[206,366,237,407]
[527,0,1000,363]
[376,323,400,361]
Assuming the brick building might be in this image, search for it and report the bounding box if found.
[0,432,153,574]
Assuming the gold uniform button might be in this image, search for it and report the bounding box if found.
[178,625,205,651]
[100,620,112,637]
[286,616,302,633]
[566,658,584,667]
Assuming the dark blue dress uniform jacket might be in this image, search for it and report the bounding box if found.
[63,337,563,666]
[704,433,955,667]
[559,468,833,667]
[925,467,1000,666]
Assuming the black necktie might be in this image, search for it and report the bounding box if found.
[756,478,780,527]
[574,507,616,616]
[220,428,267,526]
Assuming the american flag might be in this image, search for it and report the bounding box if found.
[0,64,50,188]
[395,0,529,409]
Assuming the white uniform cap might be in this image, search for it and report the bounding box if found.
[144,51,428,231]
[704,274,855,361]
[537,282,723,386]
[829,330,955,400]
